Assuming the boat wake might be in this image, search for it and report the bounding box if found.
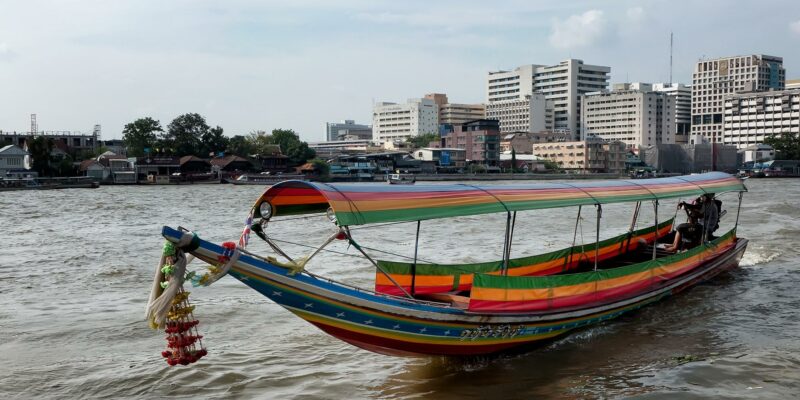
[739,245,780,267]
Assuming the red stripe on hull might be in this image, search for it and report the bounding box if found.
[308,321,527,356]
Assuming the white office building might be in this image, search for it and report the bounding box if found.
[722,89,800,148]
[651,83,692,136]
[372,98,439,143]
[487,59,610,138]
[581,84,675,149]
[485,93,550,133]
[691,54,785,142]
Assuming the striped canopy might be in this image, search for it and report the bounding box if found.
[257,172,746,226]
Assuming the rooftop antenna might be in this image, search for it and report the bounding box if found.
[669,31,673,85]
[30,114,37,135]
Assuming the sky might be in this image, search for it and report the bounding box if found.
[1,0,799,142]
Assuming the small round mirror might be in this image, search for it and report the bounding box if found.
[326,207,337,223]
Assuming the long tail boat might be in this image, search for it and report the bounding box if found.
[155,172,747,357]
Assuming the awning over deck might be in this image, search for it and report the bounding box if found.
[255,172,746,226]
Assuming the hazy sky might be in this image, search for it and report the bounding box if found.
[1,0,799,141]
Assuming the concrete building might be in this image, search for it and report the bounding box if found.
[372,98,438,143]
[532,139,626,173]
[652,83,692,137]
[739,144,775,163]
[325,120,372,142]
[1,130,99,155]
[309,139,381,159]
[424,93,485,125]
[442,119,501,166]
[786,79,800,90]
[487,59,611,138]
[485,93,550,133]
[336,128,373,141]
[413,147,467,169]
[581,83,676,149]
[499,131,572,154]
[691,54,785,142]
[640,143,738,173]
[722,89,800,148]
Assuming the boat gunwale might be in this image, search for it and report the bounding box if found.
[162,226,747,324]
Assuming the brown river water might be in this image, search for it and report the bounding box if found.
[1,178,798,399]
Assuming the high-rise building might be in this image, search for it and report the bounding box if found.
[424,93,485,125]
[372,98,439,143]
[722,89,800,148]
[691,54,785,142]
[325,120,371,142]
[485,93,549,133]
[581,83,675,149]
[651,83,692,136]
[486,59,611,138]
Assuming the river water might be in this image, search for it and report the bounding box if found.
[0,178,798,399]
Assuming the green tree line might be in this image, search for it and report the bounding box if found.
[122,113,315,165]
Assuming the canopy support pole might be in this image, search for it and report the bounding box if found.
[503,211,517,275]
[411,220,421,295]
[302,229,343,267]
[734,191,743,233]
[594,204,602,271]
[622,201,641,252]
[264,237,296,264]
[566,205,582,269]
[502,212,512,275]
[345,228,414,299]
[652,200,659,260]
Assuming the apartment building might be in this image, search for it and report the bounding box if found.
[441,119,501,165]
[532,139,626,173]
[722,89,800,148]
[581,83,676,149]
[424,93,485,125]
[691,54,785,142]
[372,98,439,143]
[485,93,549,133]
[487,59,610,138]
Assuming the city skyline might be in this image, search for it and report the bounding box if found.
[1,0,799,141]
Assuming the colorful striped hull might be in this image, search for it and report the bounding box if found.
[162,226,748,357]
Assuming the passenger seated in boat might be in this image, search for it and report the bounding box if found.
[663,215,701,252]
[677,194,720,241]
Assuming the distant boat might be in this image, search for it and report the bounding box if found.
[388,173,415,185]
[226,173,307,185]
[0,177,99,191]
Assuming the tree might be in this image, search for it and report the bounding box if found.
[227,135,254,156]
[310,158,331,179]
[406,133,439,149]
[122,117,162,157]
[764,132,800,160]
[510,148,518,173]
[200,125,229,157]
[165,113,209,156]
[247,130,275,156]
[27,136,54,176]
[269,129,315,165]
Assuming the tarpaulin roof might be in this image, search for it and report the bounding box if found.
[257,172,746,226]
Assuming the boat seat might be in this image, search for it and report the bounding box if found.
[415,292,470,309]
